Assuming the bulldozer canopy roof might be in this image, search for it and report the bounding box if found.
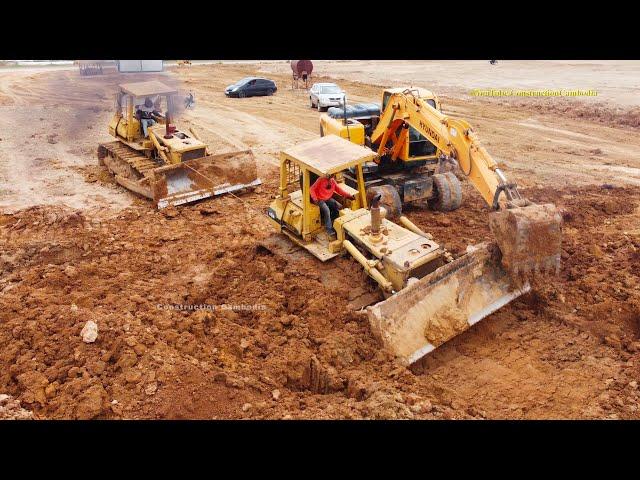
[282,135,376,176]
[118,80,177,97]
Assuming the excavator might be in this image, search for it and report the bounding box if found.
[98,81,261,209]
[320,87,563,279]
[320,87,455,213]
[263,135,562,365]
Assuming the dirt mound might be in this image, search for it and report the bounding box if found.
[198,150,259,185]
[0,189,391,419]
[529,101,640,130]
[1,181,639,419]
[0,394,34,420]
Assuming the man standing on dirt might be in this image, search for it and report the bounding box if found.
[310,173,355,237]
[184,91,195,109]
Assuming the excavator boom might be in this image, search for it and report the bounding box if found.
[371,92,500,207]
[371,91,562,281]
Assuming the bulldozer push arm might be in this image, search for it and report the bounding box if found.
[371,90,562,280]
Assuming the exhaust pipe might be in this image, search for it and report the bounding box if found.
[164,96,175,139]
[164,119,173,139]
[370,193,382,237]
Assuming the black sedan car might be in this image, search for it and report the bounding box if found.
[225,77,277,98]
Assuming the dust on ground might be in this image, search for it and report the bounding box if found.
[1,62,640,419]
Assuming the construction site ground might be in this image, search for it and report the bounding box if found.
[1,61,639,419]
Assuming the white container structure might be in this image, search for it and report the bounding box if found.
[117,60,164,73]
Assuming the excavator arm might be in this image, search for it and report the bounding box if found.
[371,90,562,281]
[371,90,518,209]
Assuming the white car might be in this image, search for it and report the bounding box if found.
[309,83,346,111]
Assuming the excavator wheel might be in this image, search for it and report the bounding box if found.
[367,185,402,219]
[444,172,463,210]
[429,173,455,212]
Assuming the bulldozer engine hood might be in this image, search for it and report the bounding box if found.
[341,212,442,270]
[149,127,206,153]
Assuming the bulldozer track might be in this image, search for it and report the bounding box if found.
[98,141,160,179]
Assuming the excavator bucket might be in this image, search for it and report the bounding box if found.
[367,243,530,365]
[152,150,261,209]
[488,203,562,282]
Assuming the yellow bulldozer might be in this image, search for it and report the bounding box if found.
[98,80,261,209]
[264,135,561,364]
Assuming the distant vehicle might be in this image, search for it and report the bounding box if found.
[225,77,277,98]
[309,83,346,111]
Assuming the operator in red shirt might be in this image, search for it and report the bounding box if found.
[310,174,355,236]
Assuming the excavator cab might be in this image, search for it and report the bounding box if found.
[381,87,440,162]
[319,87,459,215]
[320,87,441,163]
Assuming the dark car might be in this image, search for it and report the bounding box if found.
[225,77,277,98]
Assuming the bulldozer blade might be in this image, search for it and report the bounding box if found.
[489,203,562,282]
[151,150,261,209]
[367,243,530,365]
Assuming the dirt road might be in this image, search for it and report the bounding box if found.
[261,60,640,107]
[1,62,639,419]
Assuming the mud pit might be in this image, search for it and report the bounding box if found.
[1,62,640,419]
